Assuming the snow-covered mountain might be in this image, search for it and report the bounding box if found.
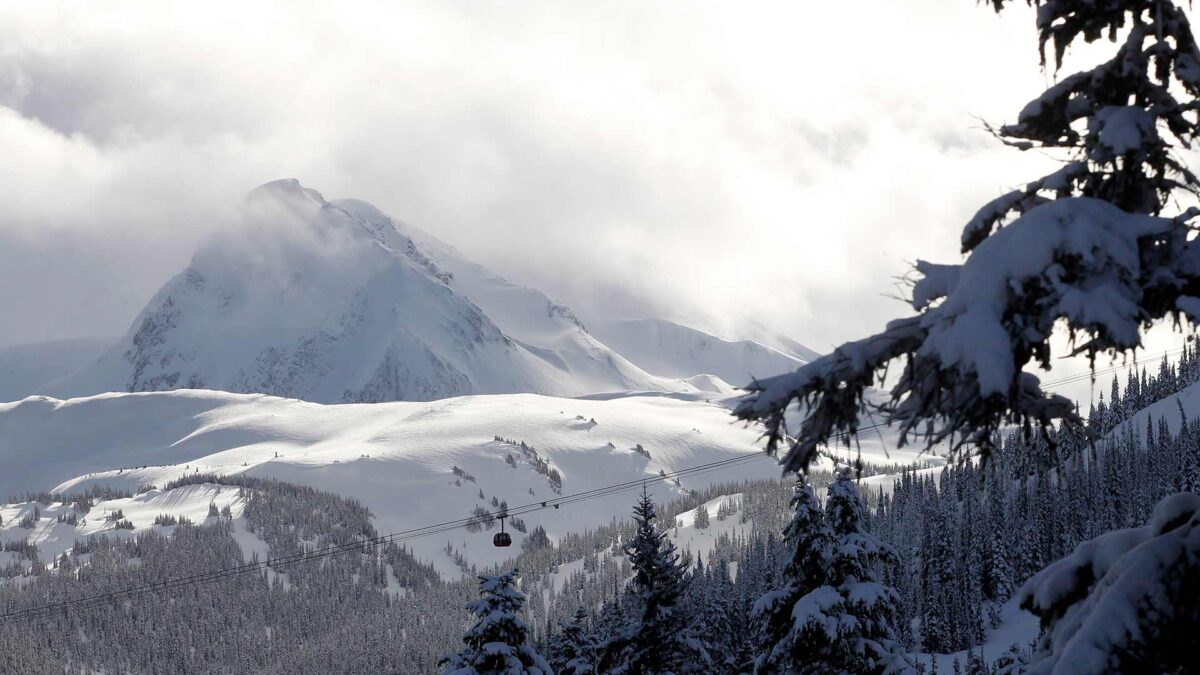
[333,199,672,395]
[46,180,685,403]
[589,317,809,386]
[3,182,823,404]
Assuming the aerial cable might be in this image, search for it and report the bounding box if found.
[2,345,1193,622]
[0,452,769,624]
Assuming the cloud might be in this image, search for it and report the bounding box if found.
[0,0,1093,352]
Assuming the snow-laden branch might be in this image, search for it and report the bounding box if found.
[738,1,1200,474]
[737,198,1200,473]
[1019,492,1200,674]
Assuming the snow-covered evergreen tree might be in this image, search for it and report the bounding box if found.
[546,607,595,675]
[755,470,911,674]
[820,470,912,673]
[982,464,1014,628]
[600,487,703,675]
[696,559,737,674]
[1020,492,1200,674]
[752,475,832,673]
[441,570,553,675]
[735,0,1200,471]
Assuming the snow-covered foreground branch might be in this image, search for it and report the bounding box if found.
[738,0,1200,473]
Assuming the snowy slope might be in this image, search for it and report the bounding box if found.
[0,389,938,575]
[0,389,786,575]
[0,338,110,402]
[46,180,687,403]
[728,318,823,364]
[335,199,670,395]
[589,318,808,385]
[1110,379,1200,442]
[0,482,250,567]
[536,493,752,598]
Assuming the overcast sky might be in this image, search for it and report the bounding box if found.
[0,0,1190,403]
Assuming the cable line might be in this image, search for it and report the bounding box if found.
[0,452,769,624]
[2,342,1192,623]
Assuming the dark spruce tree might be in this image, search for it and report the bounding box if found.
[753,470,910,674]
[546,607,596,675]
[819,470,911,674]
[751,475,832,674]
[701,560,739,674]
[600,487,704,675]
[440,569,553,675]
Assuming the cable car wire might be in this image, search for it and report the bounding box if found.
[0,451,770,624]
[1,343,1191,623]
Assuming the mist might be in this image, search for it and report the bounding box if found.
[2,1,1072,352]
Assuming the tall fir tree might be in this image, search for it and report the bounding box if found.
[757,470,913,674]
[601,487,703,675]
[821,469,912,673]
[698,560,737,674]
[752,475,832,674]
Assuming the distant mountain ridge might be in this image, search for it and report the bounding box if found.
[332,198,674,395]
[589,317,808,387]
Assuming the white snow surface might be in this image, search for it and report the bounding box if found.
[726,318,823,364]
[0,389,803,575]
[669,494,749,562]
[0,482,247,565]
[682,373,741,395]
[41,180,690,404]
[911,598,1039,672]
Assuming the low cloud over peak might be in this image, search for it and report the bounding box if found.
[1,1,1062,349]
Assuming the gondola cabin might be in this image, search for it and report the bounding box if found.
[494,514,512,547]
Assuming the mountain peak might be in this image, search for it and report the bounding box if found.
[246,178,328,209]
[45,181,688,403]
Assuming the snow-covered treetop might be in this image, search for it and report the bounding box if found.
[443,569,555,675]
[736,0,1200,473]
